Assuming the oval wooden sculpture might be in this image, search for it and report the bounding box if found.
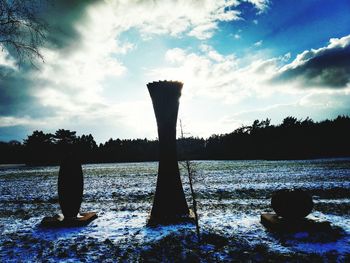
[271,189,313,219]
[58,154,83,218]
[147,80,190,225]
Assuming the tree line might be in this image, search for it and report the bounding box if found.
[0,115,349,165]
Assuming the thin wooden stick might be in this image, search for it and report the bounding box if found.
[179,119,201,242]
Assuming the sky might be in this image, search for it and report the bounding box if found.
[0,0,350,143]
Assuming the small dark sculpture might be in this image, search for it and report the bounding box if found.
[271,189,313,219]
[40,153,97,227]
[261,189,333,234]
[58,154,83,218]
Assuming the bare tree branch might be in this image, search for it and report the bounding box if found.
[0,0,48,67]
[179,119,201,242]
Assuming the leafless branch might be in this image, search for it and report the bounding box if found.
[179,119,201,242]
[0,0,48,67]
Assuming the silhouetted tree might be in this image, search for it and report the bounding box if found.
[1,116,350,165]
[281,116,300,128]
[0,140,24,163]
[54,129,76,145]
[23,130,54,164]
[76,134,97,162]
[53,129,78,160]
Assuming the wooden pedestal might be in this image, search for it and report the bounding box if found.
[40,212,97,228]
[261,213,331,233]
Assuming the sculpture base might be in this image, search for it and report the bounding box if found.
[147,209,196,227]
[40,212,97,228]
[261,213,331,233]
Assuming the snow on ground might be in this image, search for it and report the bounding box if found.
[1,159,350,262]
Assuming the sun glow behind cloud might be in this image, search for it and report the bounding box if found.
[1,0,255,141]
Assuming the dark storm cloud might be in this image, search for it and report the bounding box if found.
[0,67,56,117]
[41,0,101,50]
[0,68,35,116]
[271,35,350,88]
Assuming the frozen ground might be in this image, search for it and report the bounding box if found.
[1,159,350,262]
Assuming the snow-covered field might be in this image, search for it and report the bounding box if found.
[1,159,350,262]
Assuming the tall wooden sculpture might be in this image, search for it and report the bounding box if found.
[147,81,191,225]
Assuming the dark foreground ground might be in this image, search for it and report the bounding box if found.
[1,159,350,262]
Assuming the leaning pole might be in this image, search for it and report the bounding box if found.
[147,80,191,225]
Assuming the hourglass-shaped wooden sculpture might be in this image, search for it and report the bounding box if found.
[40,154,97,227]
[147,80,194,226]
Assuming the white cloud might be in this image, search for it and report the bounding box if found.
[0,46,17,70]
[147,44,285,104]
[0,116,46,127]
[254,40,263,46]
[188,22,219,40]
[27,0,266,123]
[243,0,270,13]
[107,0,243,40]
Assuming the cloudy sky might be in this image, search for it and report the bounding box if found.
[1,0,350,142]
